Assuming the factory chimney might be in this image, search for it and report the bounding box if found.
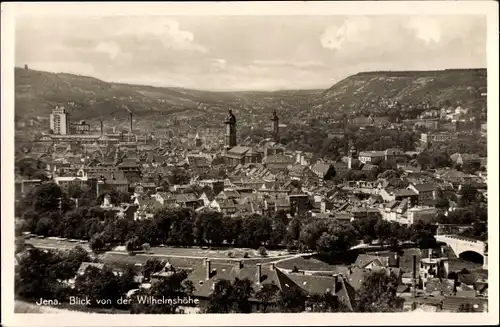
[100,120,103,135]
[412,255,417,298]
[128,111,132,134]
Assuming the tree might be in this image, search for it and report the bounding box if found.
[167,167,191,185]
[277,286,307,313]
[75,265,121,308]
[459,184,479,207]
[206,278,254,313]
[314,221,358,253]
[306,293,350,312]
[374,220,393,245]
[270,216,287,247]
[15,157,47,180]
[435,197,450,210]
[142,243,151,253]
[258,246,268,257]
[205,279,234,313]
[255,283,280,313]
[287,216,302,242]
[32,182,66,213]
[410,222,437,249]
[15,248,67,300]
[54,245,91,280]
[142,258,166,280]
[117,265,140,301]
[89,233,106,254]
[377,169,399,180]
[231,277,255,313]
[355,270,403,312]
[35,217,56,236]
[126,237,139,253]
[300,220,328,250]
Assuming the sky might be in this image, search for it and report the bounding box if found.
[15,15,486,91]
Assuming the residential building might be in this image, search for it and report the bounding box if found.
[407,183,438,206]
[310,163,336,181]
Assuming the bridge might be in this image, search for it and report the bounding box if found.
[435,234,488,269]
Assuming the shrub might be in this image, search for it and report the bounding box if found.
[258,246,268,257]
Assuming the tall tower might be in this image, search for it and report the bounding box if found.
[348,141,358,170]
[271,110,280,143]
[49,105,70,135]
[128,111,133,142]
[224,109,237,149]
[195,132,202,147]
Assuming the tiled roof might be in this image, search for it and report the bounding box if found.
[173,193,199,203]
[227,146,252,155]
[348,267,370,290]
[394,189,417,197]
[411,183,438,192]
[311,163,333,178]
[354,255,389,269]
[361,164,378,171]
[185,262,299,300]
[275,256,347,273]
[359,151,385,157]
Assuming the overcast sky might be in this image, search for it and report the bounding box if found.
[15,15,486,91]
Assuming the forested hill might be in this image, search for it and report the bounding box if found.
[14,67,237,121]
[311,68,487,117]
[15,67,486,126]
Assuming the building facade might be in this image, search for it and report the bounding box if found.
[49,105,70,135]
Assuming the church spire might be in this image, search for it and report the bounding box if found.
[224,109,237,149]
[271,110,279,143]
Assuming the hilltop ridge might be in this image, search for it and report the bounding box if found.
[15,67,487,127]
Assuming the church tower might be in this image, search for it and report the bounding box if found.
[348,142,358,170]
[271,110,280,143]
[224,109,237,150]
[195,132,202,147]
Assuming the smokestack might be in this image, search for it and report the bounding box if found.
[129,111,133,135]
[100,120,103,135]
[256,263,262,284]
[412,255,417,298]
[332,274,338,294]
[206,259,211,280]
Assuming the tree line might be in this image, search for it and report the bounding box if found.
[17,182,439,256]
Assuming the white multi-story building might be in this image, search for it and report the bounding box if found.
[49,105,70,135]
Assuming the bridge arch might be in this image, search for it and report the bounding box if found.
[458,250,484,265]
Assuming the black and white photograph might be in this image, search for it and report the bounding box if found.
[1,1,498,326]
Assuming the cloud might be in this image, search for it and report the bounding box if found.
[111,17,208,53]
[95,41,121,59]
[15,15,486,91]
[251,60,325,69]
[406,16,442,44]
[320,16,372,50]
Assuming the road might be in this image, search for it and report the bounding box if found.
[24,237,309,264]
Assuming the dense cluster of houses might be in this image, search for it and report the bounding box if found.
[16,107,488,313]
